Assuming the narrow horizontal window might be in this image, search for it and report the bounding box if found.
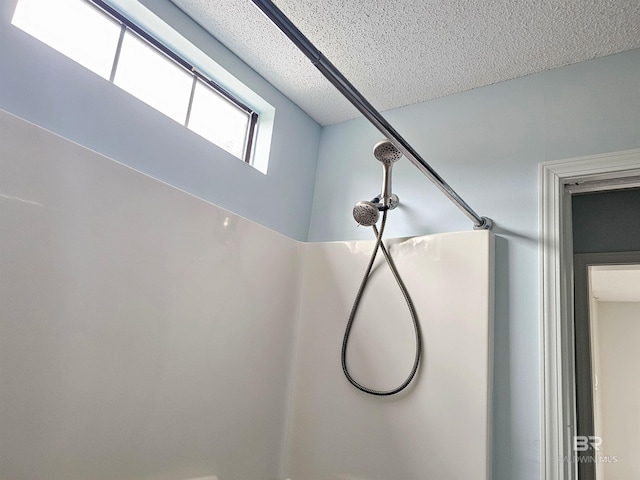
[12,0,261,166]
[12,0,121,80]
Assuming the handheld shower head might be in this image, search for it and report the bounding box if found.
[353,200,380,226]
[373,140,402,207]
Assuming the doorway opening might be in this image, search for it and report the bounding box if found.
[573,252,640,479]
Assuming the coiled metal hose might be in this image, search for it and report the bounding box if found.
[341,210,422,396]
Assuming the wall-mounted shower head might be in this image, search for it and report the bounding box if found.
[353,200,380,226]
[373,140,403,165]
[373,140,403,207]
[352,140,402,227]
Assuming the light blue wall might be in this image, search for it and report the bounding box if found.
[0,0,320,241]
[308,48,640,479]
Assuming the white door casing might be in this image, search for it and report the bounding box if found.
[539,148,640,480]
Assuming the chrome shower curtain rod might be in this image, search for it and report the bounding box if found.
[251,0,493,231]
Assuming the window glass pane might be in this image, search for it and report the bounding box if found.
[12,0,121,79]
[114,31,192,123]
[188,81,250,159]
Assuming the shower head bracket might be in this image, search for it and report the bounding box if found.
[372,194,399,211]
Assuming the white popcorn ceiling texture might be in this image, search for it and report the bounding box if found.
[169,0,640,126]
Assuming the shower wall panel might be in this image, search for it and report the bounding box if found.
[0,109,300,480]
[1,108,495,480]
[288,231,494,480]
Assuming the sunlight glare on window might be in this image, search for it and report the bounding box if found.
[188,81,250,159]
[12,0,121,80]
[114,31,192,123]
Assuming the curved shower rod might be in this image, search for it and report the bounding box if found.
[251,0,493,231]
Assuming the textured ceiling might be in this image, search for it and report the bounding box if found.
[169,0,640,126]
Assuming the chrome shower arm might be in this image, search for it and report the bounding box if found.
[250,0,493,231]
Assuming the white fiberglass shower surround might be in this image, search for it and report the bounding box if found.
[0,108,494,480]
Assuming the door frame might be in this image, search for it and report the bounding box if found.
[539,147,640,480]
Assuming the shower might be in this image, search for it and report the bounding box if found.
[251,0,493,397]
[342,140,422,396]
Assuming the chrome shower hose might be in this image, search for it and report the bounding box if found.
[341,210,422,396]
